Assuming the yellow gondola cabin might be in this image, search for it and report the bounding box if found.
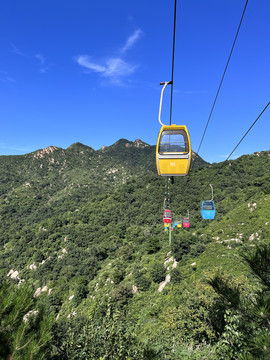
[156,125,191,176]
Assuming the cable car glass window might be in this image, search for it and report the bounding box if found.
[164,211,171,218]
[203,201,214,210]
[159,130,188,154]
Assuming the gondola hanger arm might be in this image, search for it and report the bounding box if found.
[158,81,172,126]
[209,184,214,201]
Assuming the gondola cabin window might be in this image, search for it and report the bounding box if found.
[164,211,172,218]
[159,130,188,154]
[203,201,214,210]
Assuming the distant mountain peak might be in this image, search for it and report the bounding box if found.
[98,139,149,152]
[252,150,270,157]
[108,138,150,149]
[113,139,132,147]
[67,142,94,152]
[33,146,59,159]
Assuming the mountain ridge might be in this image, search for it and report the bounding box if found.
[0,141,269,358]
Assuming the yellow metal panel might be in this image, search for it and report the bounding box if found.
[159,158,189,175]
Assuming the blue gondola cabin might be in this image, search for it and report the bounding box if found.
[201,201,215,219]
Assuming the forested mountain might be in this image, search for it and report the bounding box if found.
[0,141,269,359]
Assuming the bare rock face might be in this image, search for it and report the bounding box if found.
[7,269,19,280]
[23,310,39,323]
[133,139,149,148]
[34,288,42,297]
[34,146,58,159]
[158,274,171,292]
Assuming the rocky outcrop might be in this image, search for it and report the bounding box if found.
[33,146,58,159]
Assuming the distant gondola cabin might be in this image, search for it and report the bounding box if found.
[163,209,172,224]
[156,125,191,176]
[201,201,215,219]
[182,217,190,228]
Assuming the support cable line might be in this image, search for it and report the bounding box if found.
[169,0,177,126]
[200,101,270,197]
[196,0,249,156]
[156,0,191,178]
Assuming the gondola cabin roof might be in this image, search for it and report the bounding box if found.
[156,125,191,176]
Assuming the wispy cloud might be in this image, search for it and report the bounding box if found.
[0,143,31,154]
[218,154,240,160]
[120,29,143,54]
[35,53,48,73]
[176,89,207,95]
[0,71,16,84]
[75,29,142,85]
[10,42,30,58]
[76,56,106,73]
[35,53,45,65]
[9,43,49,73]
[76,56,137,79]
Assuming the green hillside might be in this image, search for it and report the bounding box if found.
[0,142,269,359]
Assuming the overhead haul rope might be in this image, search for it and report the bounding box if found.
[200,102,270,198]
[198,103,269,240]
[169,0,177,126]
[160,0,178,211]
[195,0,249,158]
[185,103,269,239]
[164,177,173,209]
[159,0,177,126]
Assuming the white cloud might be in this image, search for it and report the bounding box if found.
[75,29,142,85]
[76,56,106,73]
[9,43,48,73]
[0,71,15,84]
[10,43,30,58]
[35,53,48,73]
[6,76,15,83]
[75,55,137,84]
[120,29,143,54]
[35,53,45,65]
[104,58,137,78]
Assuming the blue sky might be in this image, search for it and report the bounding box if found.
[0,0,269,163]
